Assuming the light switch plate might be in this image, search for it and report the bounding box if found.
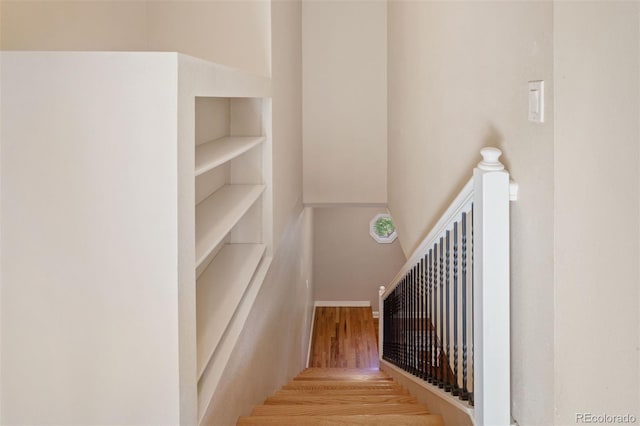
[528,80,544,123]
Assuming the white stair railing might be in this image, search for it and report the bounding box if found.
[379,147,517,426]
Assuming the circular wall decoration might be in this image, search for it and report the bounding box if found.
[370,213,397,244]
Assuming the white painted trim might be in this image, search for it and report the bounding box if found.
[313,300,371,307]
[381,360,475,420]
[306,305,317,368]
[473,150,511,426]
[378,285,385,360]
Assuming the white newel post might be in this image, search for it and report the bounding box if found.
[473,147,512,426]
[379,285,386,360]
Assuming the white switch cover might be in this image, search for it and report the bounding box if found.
[528,80,544,123]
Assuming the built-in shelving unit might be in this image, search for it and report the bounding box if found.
[192,93,271,423]
[1,52,273,426]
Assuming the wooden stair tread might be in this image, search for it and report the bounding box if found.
[275,388,410,396]
[283,380,401,390]
[237,414,444,426]
[251,403,430,416]
[297,368,391,380]
[239,347,444,426]
[264,395,418,405]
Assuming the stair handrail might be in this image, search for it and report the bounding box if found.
[379,147,517,426]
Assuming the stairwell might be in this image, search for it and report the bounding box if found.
[237,308,444,425]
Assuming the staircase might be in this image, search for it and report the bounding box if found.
[237,368,444,425]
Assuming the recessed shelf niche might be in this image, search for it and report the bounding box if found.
[193,96,269,421]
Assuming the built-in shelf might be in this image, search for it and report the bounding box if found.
[196,243,266,379]
[195,184,265,269]
[194,96,270,423]
[195,136,265,177]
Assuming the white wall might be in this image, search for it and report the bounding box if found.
[302,0,387,204]
[387,2,554,425]
[313,207,405,312]
[554,2,640,423]
[0,0,271,77]
[1,52,181,425]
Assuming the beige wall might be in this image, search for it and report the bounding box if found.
[0,1,148,51]
[387,2,555,425]
[554,2,640,424]
[271,0,303,245]
[313,207,406,312]
[201,208,313,426]
[146,1,271,77]
[302,0,387,204]
[1,0,271,77]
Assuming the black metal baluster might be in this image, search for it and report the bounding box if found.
[384,296,388,360]
[415,264,420,377]
[469,205,474,406]
[424,250,431,382]
[388,291,392,362]
[430,249,436,382]
[461,211,469,401]
[445,230,451,392]
[421,256,426,379]
[392,290,396,364]
[413,266,417,376]
[386,292,390,361]
[409,270,414,375]
[400,278,405,370]
[386,293,390,361]
[396,284,400,368]
[390,289,395,364]
[453,221,460,396]
[397,287,401,367]
[439,237,444,389]
[403,276,407,372]
[398,280,403,369]
[433,244,438,384]
[416,265,420,376]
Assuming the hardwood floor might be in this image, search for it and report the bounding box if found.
[309,307,379,369]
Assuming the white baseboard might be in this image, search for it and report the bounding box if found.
[314,300,371,307]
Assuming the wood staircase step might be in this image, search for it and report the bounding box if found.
[275,388,410,396]
[251,403,430,416]
[282,380,401,390]
[264,394,418,405]
[237,414,444,426]
[296,368,392,381]
[243,382,444,425]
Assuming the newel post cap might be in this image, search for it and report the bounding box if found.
[478,147,505,171]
